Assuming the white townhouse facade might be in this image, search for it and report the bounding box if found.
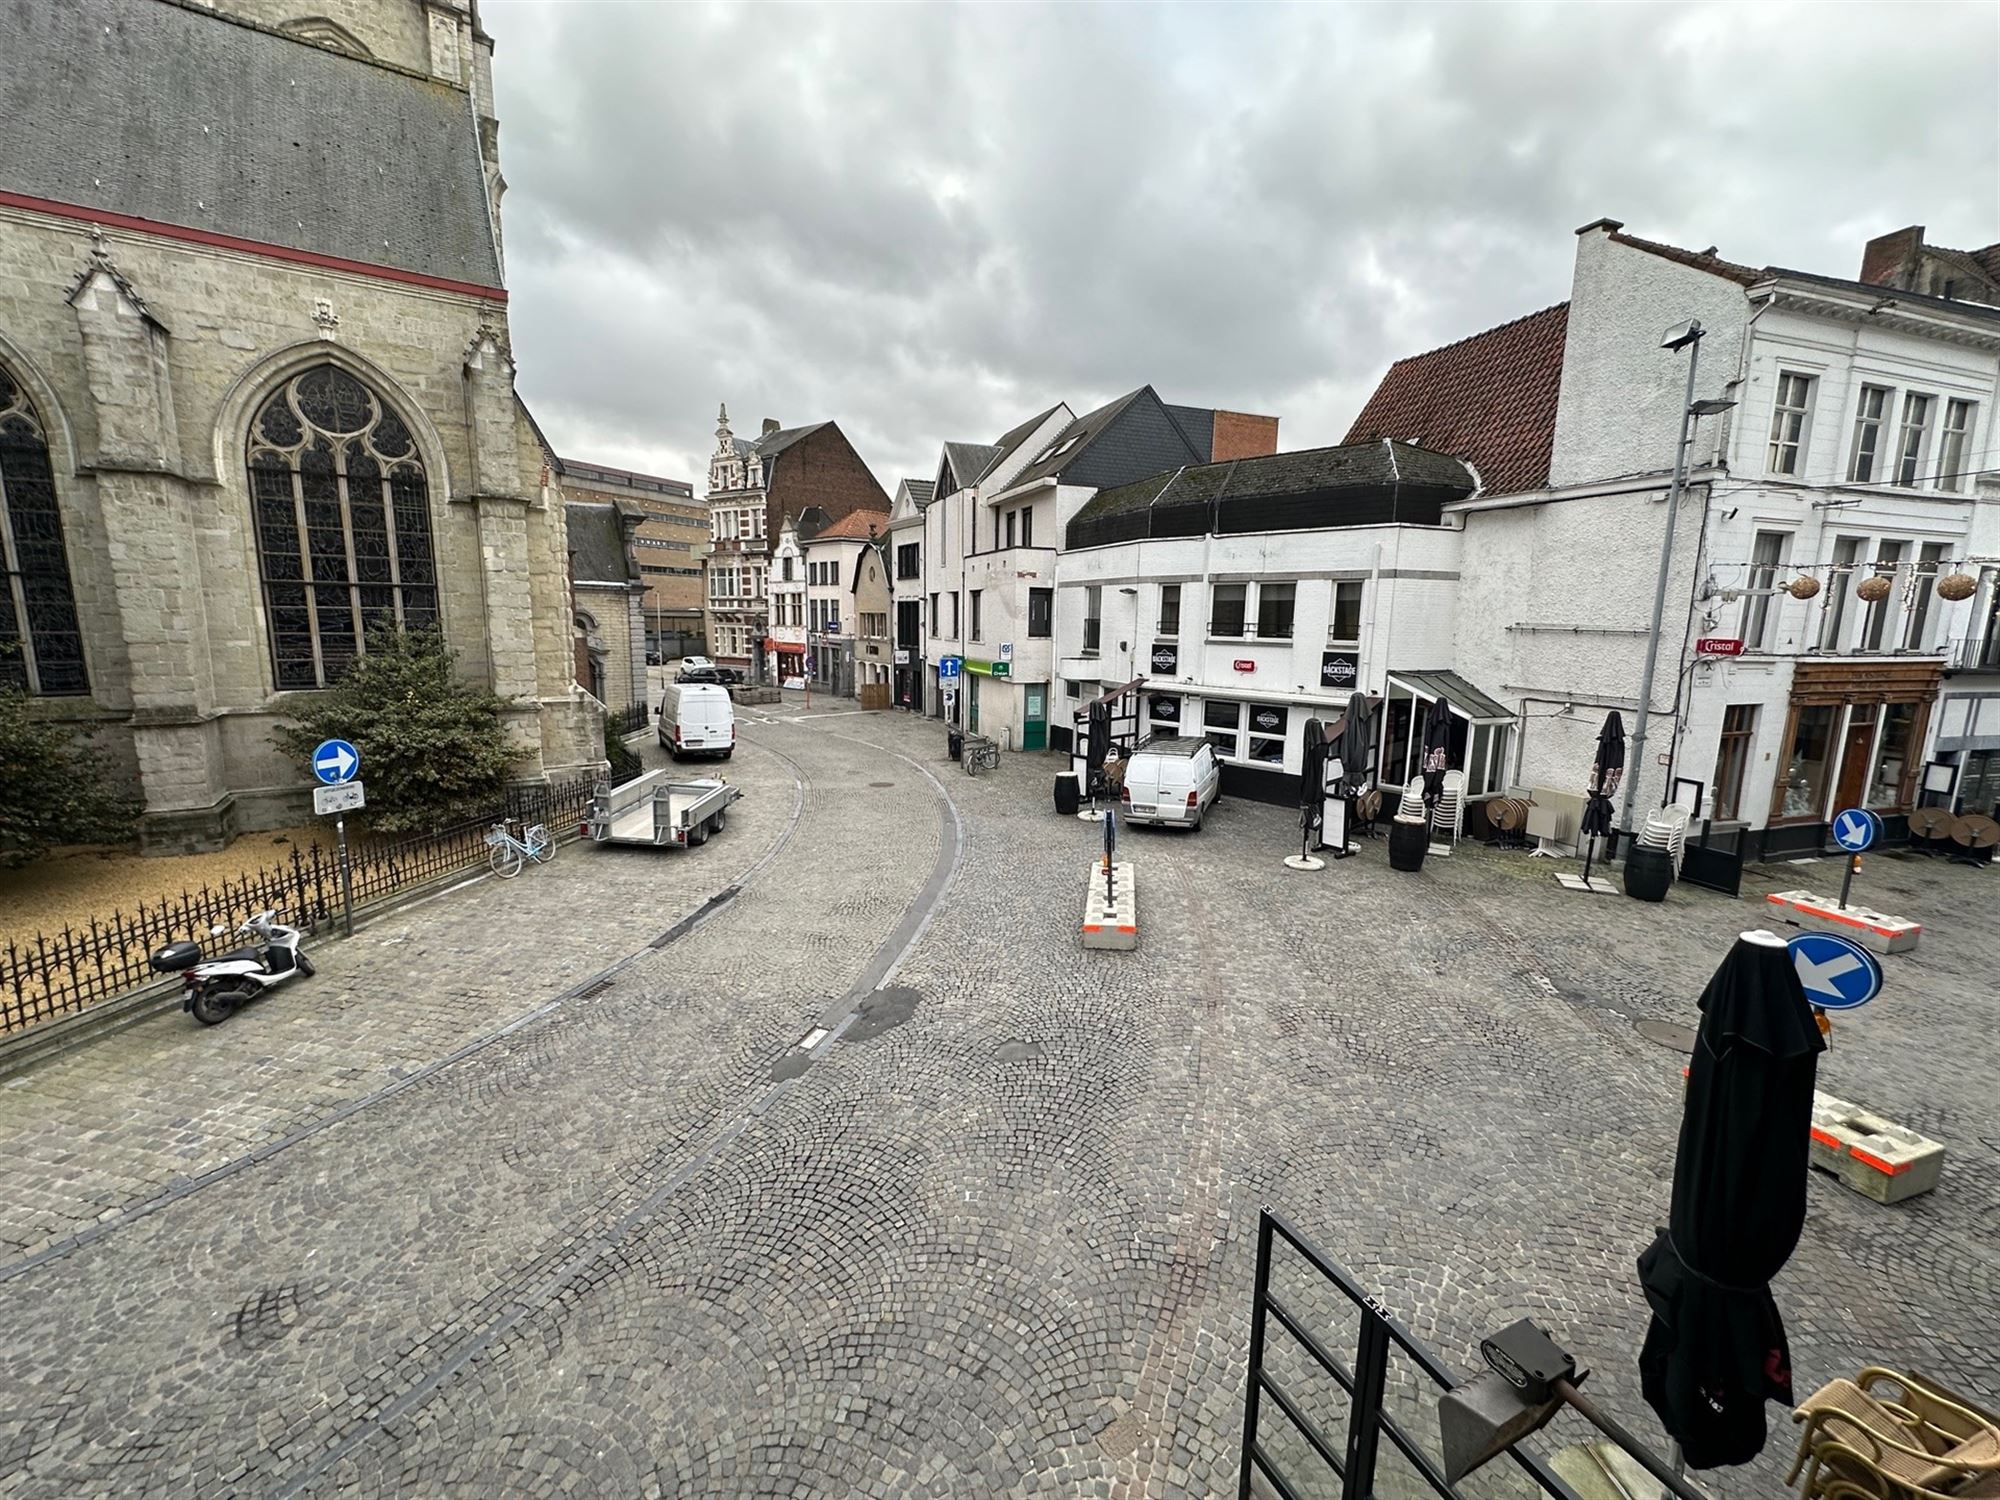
[887,478,932,709]
[1054,442,1488,797]
[799,508,888,696]
[1348,218,2000,856]
[767,519,807,684]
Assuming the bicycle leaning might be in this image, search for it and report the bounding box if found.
[961,733,1001,777]
[485,817,556,878]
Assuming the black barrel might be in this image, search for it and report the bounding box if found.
[1624,843,1674,902]
[1388,817,1428,872]
[1053,772,1081,815]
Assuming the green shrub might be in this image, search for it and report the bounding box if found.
[274,626,519,833]
[0,689,139,866]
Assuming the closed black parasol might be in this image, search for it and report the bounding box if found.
[1420,693,1452,809]
[1299,717,1329,854]
[1085,700,1111,799]
[1336,694,1374,796]
[1579,711,1624,884]
[1637,931,1824,1469]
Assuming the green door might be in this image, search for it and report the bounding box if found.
[1023,683,1047,751]
[968,672,980,732]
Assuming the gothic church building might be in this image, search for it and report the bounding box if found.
[0,0,599,850]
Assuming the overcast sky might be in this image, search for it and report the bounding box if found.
[486,1,2000,496]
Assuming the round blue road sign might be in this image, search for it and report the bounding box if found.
[1830,806,1880,853]
[312,738,360,786]
[1787,931,1883,1011]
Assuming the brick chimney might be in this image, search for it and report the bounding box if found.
[1860,227,1922,288]
[762,418,781,437]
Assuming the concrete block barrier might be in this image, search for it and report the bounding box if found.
[1810,1091,1946,1205]
[1082,862,1137,951]
[1766,889,1921,954]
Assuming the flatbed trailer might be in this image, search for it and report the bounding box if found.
[584,769,741,849]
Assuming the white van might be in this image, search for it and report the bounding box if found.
[1118,735,1221,830]
[658,682,736,760]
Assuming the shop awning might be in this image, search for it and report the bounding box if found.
[1384,669,1514,724]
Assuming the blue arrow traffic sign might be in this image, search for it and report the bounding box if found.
[1830,806,1880,853]
[1787,931,1883,1011]
[312,738,360,786]
[937,655,962,681]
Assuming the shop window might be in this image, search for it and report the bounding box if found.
[1778,704,1838,819]
[1959,749,2000,817]
[1742,531,1788,649]
[247,364,439,690]
[1159,583,1180,636]
[0,362,88,694]
[1210,583,1247,637]
[1246,702,1288,765]
[1203,698,1241,759]
[1867,703,1918,809]
[1330,580,1363,646]
[1255,583,1296,640]
[1028,588,1052,638]
[1713,704,1757,822]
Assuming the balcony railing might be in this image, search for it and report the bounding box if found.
[1948,635,2000,672]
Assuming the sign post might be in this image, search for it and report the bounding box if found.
[312,738,361,937]
[1829,806,1880,910]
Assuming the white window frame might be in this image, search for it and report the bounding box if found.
[1937,399,1975,492]
[1767,372,1814,477]
[1847,384,1891,484]
[1208,582,1248,639]
[1329,579,1363,647]
[1253,582,1297,641]
[1894,392,1934,486]
[1742,530,1790,649]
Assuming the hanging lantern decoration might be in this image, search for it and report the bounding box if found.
[1937,571,1978,602]
[1786,574,1821,600]
[1856,574,1894,603]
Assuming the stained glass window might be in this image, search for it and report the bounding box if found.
[246,366,438,690]
[0,364,88,695]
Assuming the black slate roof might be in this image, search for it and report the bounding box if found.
[941,442,1001,492]
[566,503,637,585]
[1765,266,2000,325]
[1,0,503,288]
[1066,439,1474,549]
[1000,386,1208,495]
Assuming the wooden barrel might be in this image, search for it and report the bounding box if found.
[1053,772,1081,815]
[1388,817,1429,872]
[1624,843,1675,902]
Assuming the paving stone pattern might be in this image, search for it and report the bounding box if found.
[0,700,1993,1497]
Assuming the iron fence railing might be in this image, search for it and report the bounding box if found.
[1,773,597,1036]
[605,700,651,737]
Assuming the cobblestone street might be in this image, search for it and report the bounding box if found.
[0,702,1994,1498]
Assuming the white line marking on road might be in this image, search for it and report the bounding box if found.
[798,1026,829,1051]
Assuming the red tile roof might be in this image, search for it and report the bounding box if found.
[1342,302,1570,496]
[810,507,889,542]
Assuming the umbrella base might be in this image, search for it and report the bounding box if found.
[1555,872,1619,894]
[1075,809,1106,822]
[1283,854,1325,871]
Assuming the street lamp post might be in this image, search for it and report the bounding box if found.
[1621,320,1736,840]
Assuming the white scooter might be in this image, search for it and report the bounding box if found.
[150,909,315,1026]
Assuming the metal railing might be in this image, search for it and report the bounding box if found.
[1241,1208,1588,1500]
[2,774,597,1035]
[1947,635,2000,672]
[605,700,650,737]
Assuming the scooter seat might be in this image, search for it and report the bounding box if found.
[210,946,268,967]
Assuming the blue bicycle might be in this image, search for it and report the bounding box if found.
[485,817,555,879]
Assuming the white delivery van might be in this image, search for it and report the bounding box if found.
[658,682,736,760]
[1118,735,1221,830]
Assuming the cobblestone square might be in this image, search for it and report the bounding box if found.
[0,703,1993,1497]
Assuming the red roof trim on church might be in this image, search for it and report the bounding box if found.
[0,190,509,303]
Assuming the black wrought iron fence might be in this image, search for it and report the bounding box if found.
[605,700,651,737]
[1,773,596,1036]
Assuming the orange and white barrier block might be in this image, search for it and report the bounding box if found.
[1766,889,1921,955]
[1810,1092,1945,1205]
[1082,862,1138,952]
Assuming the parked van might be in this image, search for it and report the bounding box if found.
[1118,735,1221,830]
[659,682,736,760]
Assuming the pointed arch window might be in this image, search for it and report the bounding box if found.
[0,364,88,695]
[247,365,439,690]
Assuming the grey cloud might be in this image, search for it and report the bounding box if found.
[488,0,1998,491]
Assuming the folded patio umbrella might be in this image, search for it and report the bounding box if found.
[1420,693,1452,807]
[1578,712,1623,883]
[1336,693,1374,796]
[1299,717,1328,851]
[1637,932,1824,1468]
